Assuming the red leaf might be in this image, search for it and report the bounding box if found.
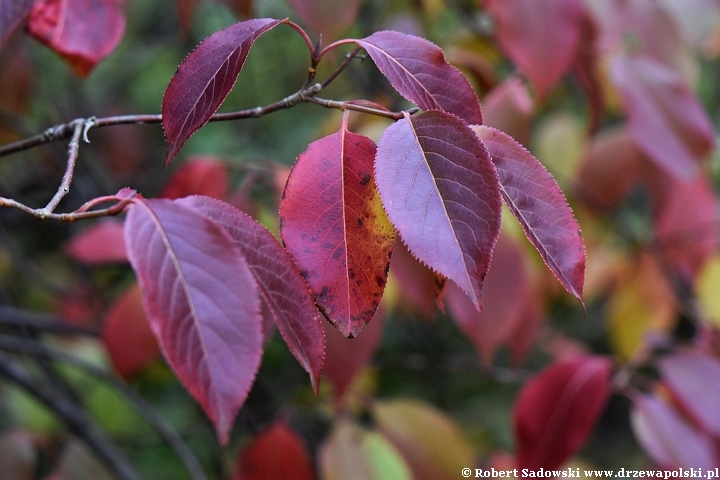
[27,0,125,77]
[287,0,362,40]
[124,198,262,445]
[514,356,612,469]
[101,283,159,380]
[446,233,531,363]
[484,0,585,100]
[610,54,715,179]
[376,111,501,313]
[631,393,718,469]
[655,176,718,279]
[162,18,283,165]
[473,125,585,305]
[570,9,603,133]
[322,307,384,399]
[65,219,128,265]
[236,422,314,480]
[659,350,720,437]
[280,118,395,337]
[355,31,483,125]
[178,196,325,393]
[0,0,33,47]
[160,157,229,200]
[481,77,534,146]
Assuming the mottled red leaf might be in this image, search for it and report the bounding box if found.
[101,283,159,380]
[631,393,718,469]
[288,0,361,40]
[160,157,229,200]
[355,31,483,125]
[0,0,33,47]
[610,54,715,179]
[446,233,530,363]
[124,198,262,445]
[376,111,501,312]
[473,125,585,305]
[26,0,125,77]
[65,219,127,265]
[659,350,720,436]
[484,0,585,100]
[178,195,325,393]
[655,176,718,279]
[514,356,612,469]
[481,76,534,146]
[235,422,314,480]
[280,118,395,337]
[322,306,383,399]
[162,18,283,165]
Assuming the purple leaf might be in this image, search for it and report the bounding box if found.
[162,18,284,165]
[124,198,263,445]
[178,195,325,394]
[375,111,501,312]
[472,125,585,305]
[355,31,483,125]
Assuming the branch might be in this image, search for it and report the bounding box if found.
[0,351,140,480]
[0,335,208,480]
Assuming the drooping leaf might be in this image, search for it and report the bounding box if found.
[319,419,412,480]
[65,219,128,265]
[514,356,612,469]
[659,350,720,436]
[446,232,531,363]
[376,111,501,312]
[280,120,395,337]
[26,0,125,77]
[160,157,229,200]
[101,283,159,380]
[124,198,262,445]
[374,398,475,480]
[162,18,284,165]
[0,0,33,48]
[483,0,586,100]
[322,306,384,399]
[654,176,718,280]
[178,195,325,393]
[235,422,314,480]
[610,54,714,179]
[473,125,585,305]
[355,31,483,125]
[481,77,534,145]
[631,393,718,469]
[287,0,362,40]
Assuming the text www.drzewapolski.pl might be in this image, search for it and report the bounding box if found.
[462,468,720,479]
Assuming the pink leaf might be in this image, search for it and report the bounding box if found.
[160,157,229,200]
[26,0,125,77]
[473,125,585,305]
[514,356,612,469]
[631,393,718,469]
[162,18,284,165]
[446,233,531,363]
[355,31,483,125]
[484,0,586,100]
[279,120,395,337]
[0,0,33,47]
[124,197,262,445]
[287,0,362,40]
[235,422,315,480]
[65,219,128,265]
[101,283,159,380]
[481,77,534,145]
[178,195,325,394]
[659,350,720,436]
[610,54,715,179]
[376,111,501,313]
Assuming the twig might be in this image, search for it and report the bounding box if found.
[0,351,140,480]
[319,47,362,89]
[0,335,208,480]
[0,305,99,336]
